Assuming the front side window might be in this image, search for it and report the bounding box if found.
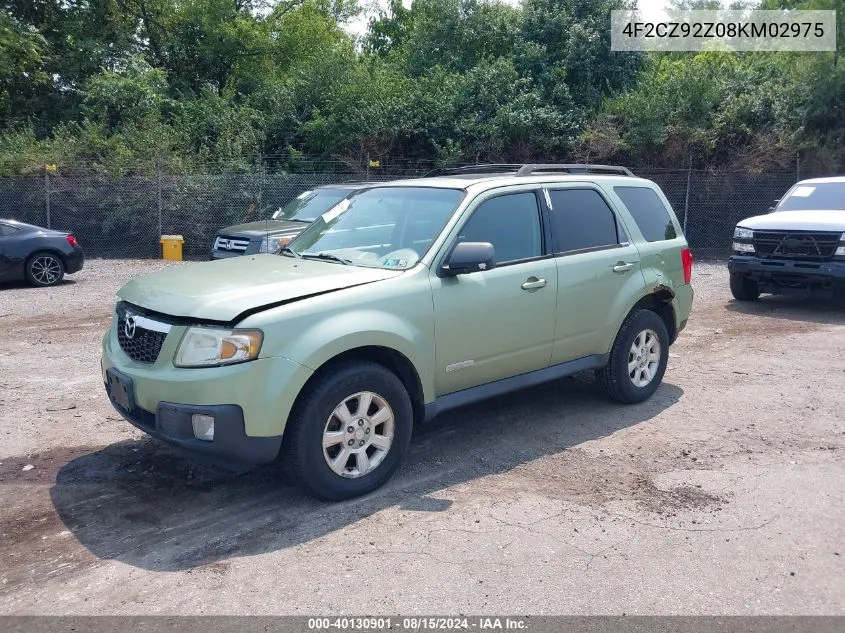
[456,192,543,264]
[287,187,463,269]
[614,186,678,242]
[548,189,620,253]
[777,182,845,212]
[272,188,355,222]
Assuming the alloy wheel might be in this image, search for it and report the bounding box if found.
[322,391,395,478]
[31,256,62,285]
[628,328,661,388]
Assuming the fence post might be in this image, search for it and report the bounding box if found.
[796,151,801,182]
[683,163,692,236]
[366,153,370,181]
[44,169,51,229]
[156,157,163,238]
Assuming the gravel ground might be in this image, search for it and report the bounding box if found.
[0,257,843,615]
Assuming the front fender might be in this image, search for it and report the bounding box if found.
[265,309,436,404]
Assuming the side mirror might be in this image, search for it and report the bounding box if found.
[442,241,496,277]
[768,207,775,213]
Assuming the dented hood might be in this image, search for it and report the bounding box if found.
[117,254,402,322]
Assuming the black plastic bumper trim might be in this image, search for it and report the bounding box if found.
[105,369,281,467]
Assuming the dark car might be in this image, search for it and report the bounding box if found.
[0,219,84,287]
[211,183,369,259]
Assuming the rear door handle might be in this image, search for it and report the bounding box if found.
[521,277,547,290]
[612,262,636,273]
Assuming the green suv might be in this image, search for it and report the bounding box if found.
[102,164,694,500]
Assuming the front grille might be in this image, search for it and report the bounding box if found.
[213,235,251,253]
[753,231,840,261]
[116,304,170,364]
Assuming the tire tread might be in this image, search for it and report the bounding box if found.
[282,359,412,501]
[597,309,669,404]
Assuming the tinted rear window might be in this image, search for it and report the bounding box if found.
[614,187,677,242]
[777,182,845,211]
[548,189,620,252]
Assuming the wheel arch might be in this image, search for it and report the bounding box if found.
[293,345,427,429]
[619,285,677,344]
[26,247,68,269]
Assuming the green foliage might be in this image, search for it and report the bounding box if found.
[0,10,49,122]
[1,0,844,175]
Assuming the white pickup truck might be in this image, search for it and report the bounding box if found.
[729,176,845,300]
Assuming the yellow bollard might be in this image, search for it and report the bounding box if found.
[160,235,184,261]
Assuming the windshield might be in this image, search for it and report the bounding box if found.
[272,188,354,221]
[285,187,464,270]
[777,182,845,211]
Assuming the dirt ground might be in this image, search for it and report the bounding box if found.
[0,258,843,615]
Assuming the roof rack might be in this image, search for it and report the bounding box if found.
[424,163,634,178]
[515,164,634,177]
[424,164,524,177]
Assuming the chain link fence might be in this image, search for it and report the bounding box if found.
[0,160,828,260]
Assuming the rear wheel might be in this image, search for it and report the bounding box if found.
[730,272,760,301]
[598,309,670,404]
[25,252,65,287]
[282,360,413,501]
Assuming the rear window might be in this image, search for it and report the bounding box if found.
[777,182,845,211]
[272,188,354,222]
[614,186,678,242]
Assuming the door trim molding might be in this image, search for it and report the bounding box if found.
[423,353,609,422]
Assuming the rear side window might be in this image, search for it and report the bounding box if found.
[547,189,620,253]
[614,186,678,242]
[458,192,542,264]
[0,223,20,236]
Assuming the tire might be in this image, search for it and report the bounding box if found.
[25,252,65,287]
[282,360,413,501]
[597,309,670,404]
[730,272,760,301]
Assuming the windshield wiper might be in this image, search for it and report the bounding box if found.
[280,246,302,259]
[301,252,352,265]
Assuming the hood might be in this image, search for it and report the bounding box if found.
[117,254,403,322]
[738,210,845,232]
[217,219,309,238]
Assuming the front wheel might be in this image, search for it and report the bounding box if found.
[282,360,413,501]
[597,309,670,404]
[730,272,760,301]
[26,252,65,287]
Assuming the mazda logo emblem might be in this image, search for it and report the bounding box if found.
[124,315,137,339]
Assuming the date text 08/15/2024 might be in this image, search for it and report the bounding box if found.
[307,617,529,630]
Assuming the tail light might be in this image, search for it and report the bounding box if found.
[681,247,693,284]
[66,235,78,248]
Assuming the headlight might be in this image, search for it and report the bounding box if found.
[733,242,755,253]
[733,226,754,239]
[259,236,279,253]
[174,328,263,368]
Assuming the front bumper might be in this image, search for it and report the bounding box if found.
[101,322,314,466]
[105,367,281,466]
[729,255,845,296]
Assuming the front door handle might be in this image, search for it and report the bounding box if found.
[612,262,636,273]
[521,277,547,290]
